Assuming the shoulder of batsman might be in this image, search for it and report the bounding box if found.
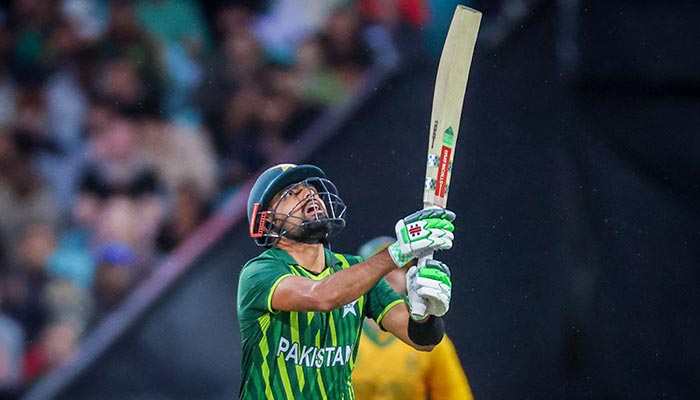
[241,253,286,270]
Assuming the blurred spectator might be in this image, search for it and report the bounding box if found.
[199,15,264,153]
[14,223,56,282]
[76,106,168,260]
[218,11,262,86]
[259,62,323,141]
[12,82,50,142]
[53,102,107,269]
[9,0,58,78]
[92,196,162,285]
[42,29,89,213]
[134,0,211,122]
[359,0,430,31]
[134,0,209,53]
[92,241,136,322]
[253,0,336,63]
[0,8,16,127]
[93,0,165,116]
[0,223,56,345]
[60,0,108,42]
[22,320,80,385]
[156,180,210,253]
[214,81,268,195]
[318,5,373,91]
[0,106,61,255]
[46,247,95,294]
[255,90,289,161]
[78,107,156,202]
[92,57,156,116]
[358,0,432,30]
[214,2,257,40]
[136,111,218,254]
[295,35,350,106]
[358,0,431,64]
[42,279,93,334]
[137,112,218,201]
[0,308,24,394]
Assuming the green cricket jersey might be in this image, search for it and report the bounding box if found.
[237,246,404,400]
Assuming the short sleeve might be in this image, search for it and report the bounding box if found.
[364,277,404,326]
[334,252,403,326]
[237,257,293,326]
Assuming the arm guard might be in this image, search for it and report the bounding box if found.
[408,315,445,346]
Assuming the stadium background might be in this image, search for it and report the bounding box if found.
[0,0,698,399]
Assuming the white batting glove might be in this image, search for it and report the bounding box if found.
[406,260,452,320]
[387,208,455,268]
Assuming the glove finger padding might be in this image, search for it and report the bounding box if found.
[406,266,428,320]
[406,261,452,318]
[416,228,453,251]
[403,208,456,224]
[388,208,457,268]
[416,288,450,317]
[420,259,451,276]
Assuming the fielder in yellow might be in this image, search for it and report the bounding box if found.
[353,237,474,400]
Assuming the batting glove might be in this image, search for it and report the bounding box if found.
[406,260,452,320]
[387,208,455,268]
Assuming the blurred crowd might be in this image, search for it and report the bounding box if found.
[0,0,440,396]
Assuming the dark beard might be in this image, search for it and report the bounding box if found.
[283,220,331,244]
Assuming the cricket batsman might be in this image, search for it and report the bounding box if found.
[237,163,456,399]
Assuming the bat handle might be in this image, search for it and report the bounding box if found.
[409,250,434,319]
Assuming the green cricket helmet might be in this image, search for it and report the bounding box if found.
[247,163,347,246]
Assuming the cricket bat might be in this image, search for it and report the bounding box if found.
[413,5,482,318]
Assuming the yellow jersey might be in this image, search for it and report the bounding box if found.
[353,322,474,400]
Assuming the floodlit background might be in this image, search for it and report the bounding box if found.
[0,0,698,399]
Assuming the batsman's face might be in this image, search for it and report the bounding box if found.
[271,182,328,224]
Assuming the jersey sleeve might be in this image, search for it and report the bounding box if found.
[337,253,404,326]
[364,276,404,326]
[425,335,474,400]
[237,257,293,325]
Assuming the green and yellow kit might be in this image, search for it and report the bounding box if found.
[237,247,403,400]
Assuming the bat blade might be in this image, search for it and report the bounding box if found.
[412,5,481,319]
[424,6,481,208]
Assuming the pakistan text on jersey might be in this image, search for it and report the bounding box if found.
[276,337,353,368]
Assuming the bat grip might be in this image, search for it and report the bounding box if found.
[410,250,434,319]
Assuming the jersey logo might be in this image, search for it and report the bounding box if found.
[342,300,358,317]
[276,163,297,172]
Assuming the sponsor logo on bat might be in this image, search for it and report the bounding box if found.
[443,127,454,146]
[430,120,438,149]
[435,145,452,198]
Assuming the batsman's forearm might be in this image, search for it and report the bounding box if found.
[309,250,396,311]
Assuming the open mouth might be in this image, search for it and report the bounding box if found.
[303,200,325,218]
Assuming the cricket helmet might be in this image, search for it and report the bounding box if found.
[247,163,346,246]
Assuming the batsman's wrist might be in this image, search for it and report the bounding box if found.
[387,242,412,268]
[408,315,445,345]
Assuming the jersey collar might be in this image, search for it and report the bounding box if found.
[266,246,344,271]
